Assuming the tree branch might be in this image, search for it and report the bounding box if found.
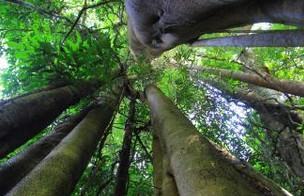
[61,0,119,44]
[192,30,304,47]
[3,0,73,23]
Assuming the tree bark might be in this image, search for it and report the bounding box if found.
[152,136,163,196]
[203,77,304,179]
[152,135,178,196]
[114,99,135,196]
[0,106,92,195]
[238,49,304,179]
[126,0,304,56]
[145,84,291,196]
[0,82,97,158]
[6,83,123,196]
[192,65,304,97]
[192,30,304,47]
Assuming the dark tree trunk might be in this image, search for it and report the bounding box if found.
[145,85,291,196]
[0,82,98,158]
[114,99,135,196]
[192,30,304,47]
[6,82,123,196]
[0,106,92,195]
[152,136,163,196]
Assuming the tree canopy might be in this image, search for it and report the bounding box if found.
[0,0,303,195]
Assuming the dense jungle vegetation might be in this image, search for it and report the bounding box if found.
[0,0,304,195]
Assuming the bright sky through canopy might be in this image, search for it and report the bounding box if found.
[0,55,8,70]
[0,54,8,97]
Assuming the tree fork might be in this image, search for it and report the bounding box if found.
[145,85,291,196]
[114,98,136,196]
[7,81,124,196]
[0,106,92,195]
[0,81,98,158]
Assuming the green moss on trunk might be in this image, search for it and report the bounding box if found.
[7,87,121,196]
[145,85,291,196]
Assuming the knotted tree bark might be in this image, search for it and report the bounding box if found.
[145,85,291,196]
[0,81,98,158]
[7,81,123,196]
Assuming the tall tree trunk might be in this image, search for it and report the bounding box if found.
[191,65,304,97]
[145,85,291,196]
[238,49,304,178]
[0,106,92,195]
[152,136,163,196]
[192,30,304,47]
[202,76,304,179]
[114,99,135,196]
[152,135,178,196]
[0,82,98,158]
[7,82,123,196]
[202,42,304,180]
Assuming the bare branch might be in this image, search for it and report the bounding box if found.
[61,0,119,44]
[192,30,304,47]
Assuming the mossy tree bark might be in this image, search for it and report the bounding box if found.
[0,106,92,195]
[114,98,135,196]
[0,82,98,158]
[7,82,123,196]
[145,85,291,196]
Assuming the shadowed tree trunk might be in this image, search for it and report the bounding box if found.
[152,136,163,196]
[145,85,291,196]
[192,30,304,47]
[114,98,135,196]
[7,81,123,196]
[0,106,92,195]
[0,82,98,158]
[191,65,304,97]
[152,135,178,196]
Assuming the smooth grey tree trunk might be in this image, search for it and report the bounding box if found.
[192,30,304,47]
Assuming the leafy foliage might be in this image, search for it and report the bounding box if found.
[0,0,303,195]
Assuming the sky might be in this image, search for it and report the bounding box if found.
[0,54,8,70]
[0,54,8,97]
